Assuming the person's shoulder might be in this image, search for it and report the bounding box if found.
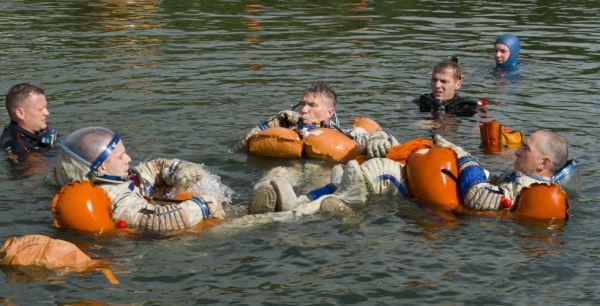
[0,123,21,151]
[447,94,478,117]
[413,93,437,112]
[452,94,477,103]
[412,93,431,105]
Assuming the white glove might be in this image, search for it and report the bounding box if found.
[203,194,226,219]
[433,134,469,158]
[268,110,301,128]
[366,131,398,158]
[165,160,205,189]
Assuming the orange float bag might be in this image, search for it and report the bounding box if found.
[480,120,522,152]
[352,116,381,133]
[0,235,97,272]
[386,138,433,166]
[513,183,568,221]
[405,147,461,211]
[51,181,115,233]
[303,128,363,162]
[248,127,303,159]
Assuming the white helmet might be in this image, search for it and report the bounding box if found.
[54,126,122,185]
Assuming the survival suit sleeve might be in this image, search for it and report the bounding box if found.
[458,157,543,210]
[457,156,504,210]
[104,182,216,232]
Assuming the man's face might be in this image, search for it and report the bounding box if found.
[495,43,511,65]
[100,141,132,177]
[299,92,334,124]
[17,94,50,133]
[514,132,545,176]
[431,69,462,102]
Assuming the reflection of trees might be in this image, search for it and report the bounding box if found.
[83,1,162,91]
[243,2,266,71]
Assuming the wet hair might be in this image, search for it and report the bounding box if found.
[535,130,568,173]
[302,81,337,109]
[432,58,462,81]
[5,83,45,120]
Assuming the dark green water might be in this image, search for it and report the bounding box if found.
[1,0,599,304]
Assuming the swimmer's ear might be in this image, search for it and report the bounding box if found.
[15,107,26,121]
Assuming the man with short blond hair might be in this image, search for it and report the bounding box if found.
[1,83,58,160]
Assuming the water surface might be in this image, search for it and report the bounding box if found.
[1,0,599,304]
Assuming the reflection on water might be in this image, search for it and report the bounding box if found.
[0,0,599,304]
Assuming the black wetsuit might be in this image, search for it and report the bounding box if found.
[0,122,58,160]
[412,93,478,117]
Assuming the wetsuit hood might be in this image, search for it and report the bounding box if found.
[495,33,520,70]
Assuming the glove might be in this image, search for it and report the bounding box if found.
[433,134,481,172]
[267,110,301,128]
[433,134,469,159]
[366,131,398,158]
[165,160,205,189]
[200,194,226,219]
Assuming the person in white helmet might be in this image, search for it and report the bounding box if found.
[51,126,229,233]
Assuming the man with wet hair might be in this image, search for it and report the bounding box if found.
[53,126,228,232]
[233,81,399,214]
[1,83,58,160]
[235,81,348,152]
[412,58,479,117]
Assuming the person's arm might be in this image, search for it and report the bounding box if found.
[232,110,301,153]
[134,158,205,190]
[434,134,530,211]
[105,182,222,232]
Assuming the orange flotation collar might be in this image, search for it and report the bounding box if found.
[248,117,381,162]
[512,183,568,221]
[385,138,433,166]
[51,181,115,233]
[248,127,303,159]
[405,147,461,211]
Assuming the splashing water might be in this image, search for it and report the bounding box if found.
[189,169,235,205]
